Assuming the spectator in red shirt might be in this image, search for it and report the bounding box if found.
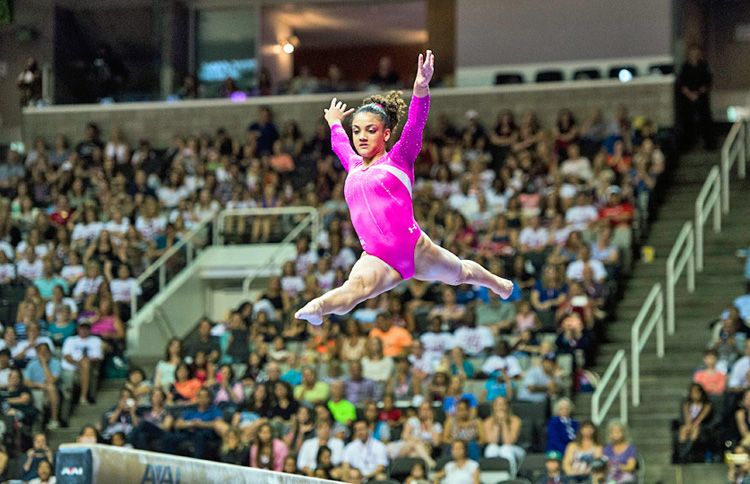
[693,349,726,396]
[598,186,634,251]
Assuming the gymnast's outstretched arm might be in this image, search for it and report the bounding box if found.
[325,98,358,172]
[390,50,435,179]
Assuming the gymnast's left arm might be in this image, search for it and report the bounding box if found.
[391,50,434,177]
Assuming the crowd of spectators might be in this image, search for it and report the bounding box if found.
[680,249,750,482]
[0,95,669,482]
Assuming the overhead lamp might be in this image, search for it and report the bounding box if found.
[280,35,299,55]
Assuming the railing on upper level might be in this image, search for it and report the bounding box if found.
[592,349,628,426]
[694,166,722,272]
[630,284,665,407]
[721,120,748,214]
[129,215,214,319]
[213,206,320,248]
[665,221,695,335]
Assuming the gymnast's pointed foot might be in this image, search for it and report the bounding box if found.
[495,277,514,300]
[295,299,324,326]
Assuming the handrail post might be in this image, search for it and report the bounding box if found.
[695,196,704,272]
[657,292,665,358]
[722,141,731,214]
[631,321,639,406]
[713,172,722,233]
[666,262,675,335]
[159,264,166,291]
[741,126,747,179]
[130,292,138,324]
[620,357,628,424]
[687,227,695,293]
[187,241,194,265]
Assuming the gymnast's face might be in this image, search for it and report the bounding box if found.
[352,112,391,159]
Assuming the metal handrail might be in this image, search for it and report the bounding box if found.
[213,206,320,246]
[721,120,747,214]
[665,222,695,335]
[130,216,214,318]
[694,166,722,272]
[241,210,319,295]
[592,349,628,426]
[631,283,665,406]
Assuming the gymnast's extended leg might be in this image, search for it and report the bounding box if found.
[413,232,513,298]
[295,253,403,325]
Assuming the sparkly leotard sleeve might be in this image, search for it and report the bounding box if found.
[331,94,430,279]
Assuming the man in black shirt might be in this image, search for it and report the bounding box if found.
[677,45,715,151]
[183,318,220,364]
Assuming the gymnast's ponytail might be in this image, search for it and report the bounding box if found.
[357,90,407,130]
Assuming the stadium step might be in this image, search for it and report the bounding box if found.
[574,148,750,483]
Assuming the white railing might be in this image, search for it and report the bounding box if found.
[213,206,320,247]
[592,349,628,426]
[631,284,665,406]
[130,216,214,318]
[694,166,722,272]
[721,120,747,214]
[240,209,321,295]
[665,221,695,335]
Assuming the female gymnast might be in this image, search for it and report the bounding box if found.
[295,50,513,326]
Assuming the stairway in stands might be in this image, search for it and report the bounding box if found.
[576,150,750,483]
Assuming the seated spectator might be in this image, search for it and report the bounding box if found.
[408,340,435,377]
[33,259,68,299]
[342,419,389,481]
[298,419,345,476]
[531,266,568,327]
[361,337,394,383]
[483,396,525,473]
[0,349,11,387]
[218,428,249,466]
[446,347,475,379]
[421,316,456,367]
[343,360,379,405]
[102,387,140,441]
[250,422,289,471]
[735,389,750,446]
[590,225,620,267]
[729,340,750,394]
[404,461,429,484]
[428,287,467,328]
[537,450,565,484]
[110,264,141,317]
[27,458,54,484]
[369,312,413,357]
[154,338,183,391]
[500,300,541,335]
[23,343,62,429]
[0,251,14,285]
[598,185,634,247]
[168,362,202,404]
[518,354,562,403]
[1,368,36,425]
[556,314,595,369]
[224,311,249,365]
[20,433,53,482]
[560,143,593,182]
[565,192,599,233]
[453,312,494,357]
[693,349,726,396]
[481,340,522,379]
[602,419,638,484]
[443,399,483,459]
[12,321,54,363]
[432,440,480,484]
[547,397,579,454]
[676,383,712,462]
[443,375,478,416]
[166,387,226,459]
[61,321,102,406]
[16,247,43,283]
[385,357,418,403]
[727,445,750,484]
[712,311,747,371]
[483,365,515,402]
[124,368,152,407]
[185,318,220,364]
[563,420,603,482]
[327,380,356,425]
[566,246,607,283]
[131,388,174,452]
[72,261,103,302]
[45,285,78,324]
[295,366,330,405]
[391,401,442,468]
[339,319,367,362]
[90,297,125,357]
[232,383,271,443]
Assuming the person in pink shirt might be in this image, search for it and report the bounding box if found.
[296,50,512,325]
[693,349,726,396]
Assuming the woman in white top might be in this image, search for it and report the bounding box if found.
[135,197,167,241]
[361,337,394,383]
[154,338,183,391]
[392,401,443,468]
[432,440,479,484]
[105,207,130,241]
[105,127,130,164]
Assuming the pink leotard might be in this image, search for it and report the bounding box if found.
[331,94,430,279]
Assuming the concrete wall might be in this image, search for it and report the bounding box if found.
[23,77,675,148]
[456,0,673,67]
